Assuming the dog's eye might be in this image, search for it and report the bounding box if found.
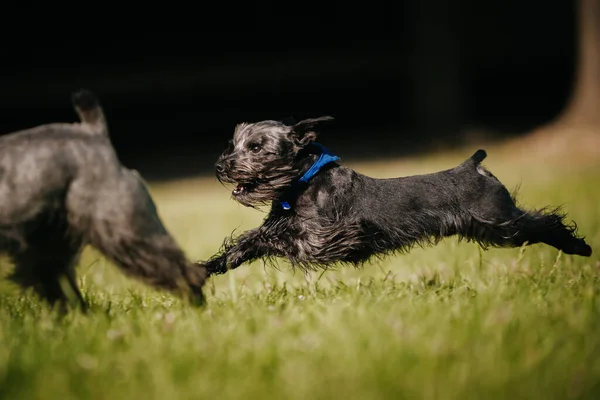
[249,143,262,153]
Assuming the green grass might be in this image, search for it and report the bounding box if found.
[1,145,599,400]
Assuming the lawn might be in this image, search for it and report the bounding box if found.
[0,142,599,400]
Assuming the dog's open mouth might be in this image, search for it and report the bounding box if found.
[233,183,254,196]
[233,184,246,196]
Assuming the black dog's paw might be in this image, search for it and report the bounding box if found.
[196,258,228,277]
[562,240,593,257]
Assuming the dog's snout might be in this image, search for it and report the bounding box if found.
[215,158,233,176]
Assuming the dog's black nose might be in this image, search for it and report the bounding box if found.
[215,162,225,174]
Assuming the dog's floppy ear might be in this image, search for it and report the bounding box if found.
[290,116,334,146]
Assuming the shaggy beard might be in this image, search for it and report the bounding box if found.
[217,161,301,208]
[216,148,323,208]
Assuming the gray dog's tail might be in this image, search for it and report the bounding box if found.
[71,89,108,135]
[459,149,487,168]
[470,149,487,164]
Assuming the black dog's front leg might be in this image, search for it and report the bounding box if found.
[201,227,275,276]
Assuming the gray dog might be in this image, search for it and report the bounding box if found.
[200,116,592,276]
[0,90,207,310]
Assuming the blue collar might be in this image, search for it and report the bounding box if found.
[280,142,339,210]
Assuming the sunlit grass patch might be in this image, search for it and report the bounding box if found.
[1,143,599,400]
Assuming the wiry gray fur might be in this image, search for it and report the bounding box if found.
[200,116,592,277]
[0,89,207,310]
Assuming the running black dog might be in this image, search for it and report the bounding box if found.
[200,116,592,276]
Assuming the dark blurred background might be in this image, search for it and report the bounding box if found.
[0,0,591,180]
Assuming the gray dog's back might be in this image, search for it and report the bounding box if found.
[0,90,206,309]
[1,124,116,232]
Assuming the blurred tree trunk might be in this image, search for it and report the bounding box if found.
[553,0,600,129]
[512,0,600,160]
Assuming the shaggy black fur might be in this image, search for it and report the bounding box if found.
[0,90,207,310]
[200,117,592,276]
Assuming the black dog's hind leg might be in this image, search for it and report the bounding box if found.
[502,208,592,256]
[461,151,592,257]
[469,202,592,257]
[201,228,278,276]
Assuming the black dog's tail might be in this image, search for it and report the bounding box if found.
[71,89,108,135]
[457,149,498,178]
